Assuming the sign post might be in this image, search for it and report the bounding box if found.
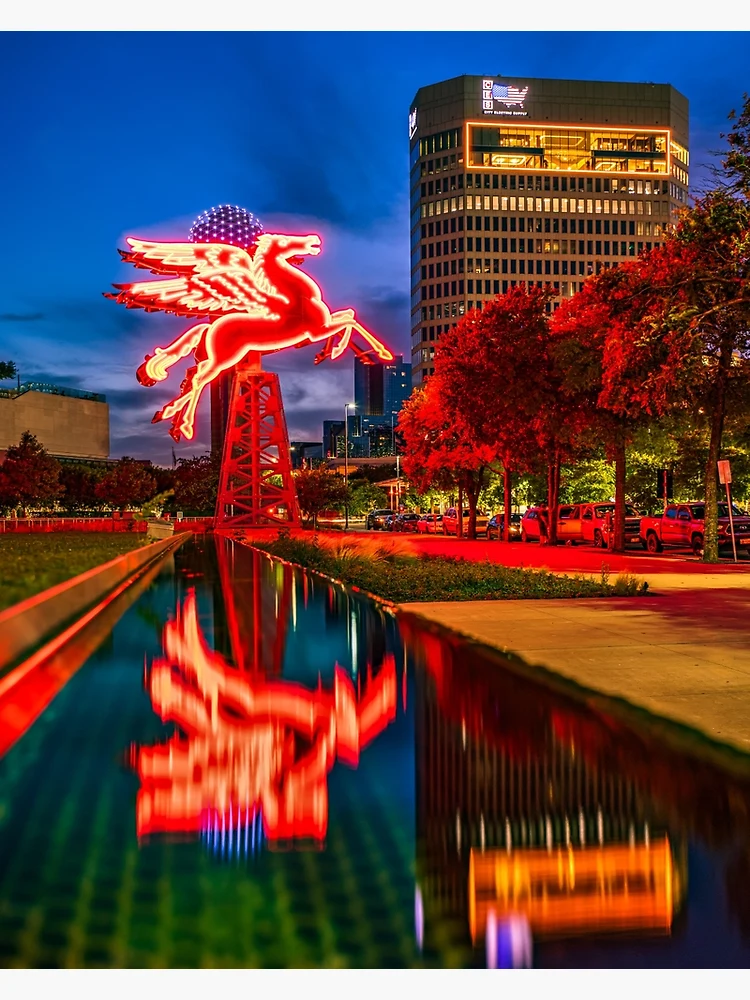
[717,460,737,563]
[656,469,673,513]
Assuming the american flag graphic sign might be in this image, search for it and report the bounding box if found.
[491,83,529,107]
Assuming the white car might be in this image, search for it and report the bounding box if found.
[442,508,490,537]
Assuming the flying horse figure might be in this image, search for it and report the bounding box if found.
[105,233,394,442]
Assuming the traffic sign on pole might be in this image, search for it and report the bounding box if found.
[718,461,737,562]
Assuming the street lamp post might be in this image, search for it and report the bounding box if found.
[391,410,400,457]
[344,402,354,530]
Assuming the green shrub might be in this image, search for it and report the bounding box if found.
[251,535,648,603]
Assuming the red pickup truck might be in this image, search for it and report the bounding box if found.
[639,502,750,556]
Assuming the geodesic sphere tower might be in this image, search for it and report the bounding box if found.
[189,204,264,251]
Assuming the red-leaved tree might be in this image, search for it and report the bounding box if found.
[0,431,62,515]
[596,190,750,561]
[398,374,495,538]
[95,457,157,511]
[551,268,653,552]
[435,287,553,541]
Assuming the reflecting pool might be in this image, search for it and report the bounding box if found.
[1,535,750,968]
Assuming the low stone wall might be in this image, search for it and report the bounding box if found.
[0,533,190,675]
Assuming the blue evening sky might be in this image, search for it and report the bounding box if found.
[1,30,749,465]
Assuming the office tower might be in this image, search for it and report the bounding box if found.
[351,355,413,456]
[408,75,689,384]
[322,420,346,458]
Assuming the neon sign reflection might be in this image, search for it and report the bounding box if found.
[133,590,397,843]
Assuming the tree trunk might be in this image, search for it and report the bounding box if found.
[612,439,627,553]
[465,469,483,540]
[457,481,463,539]
[547,452,561,545]
[703,336,734,562]
[503,464,512,543]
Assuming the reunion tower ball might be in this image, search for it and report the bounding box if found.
[189,205,264,251]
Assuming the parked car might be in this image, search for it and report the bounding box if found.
[416,514,443,534]
[521,505,585,544]
[639,502,750,556]
[442,508,490,537]
[487,512,523,541]
[393,512,421,533]
[382,514,396,532]
[366,508,395,530]
[580,502,642,548]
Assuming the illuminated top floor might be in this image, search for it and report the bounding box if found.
[409,74,689,179]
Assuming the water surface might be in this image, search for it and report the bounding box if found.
[1,535,749,968]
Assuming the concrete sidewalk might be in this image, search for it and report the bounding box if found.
[399,582,750,757]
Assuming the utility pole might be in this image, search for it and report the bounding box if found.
[344,402,354,530]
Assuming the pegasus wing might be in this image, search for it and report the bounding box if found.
[105,240,277,319]
[119,239,252,276]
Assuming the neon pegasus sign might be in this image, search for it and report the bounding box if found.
[105,233,394,442]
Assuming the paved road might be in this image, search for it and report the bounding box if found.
[337,527,750,584]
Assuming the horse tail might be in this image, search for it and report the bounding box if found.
[137,323,210,385]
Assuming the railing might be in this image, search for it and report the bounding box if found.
[2,517,152,533]
[0,517,147,533]
[0,382,106,403]
[0,516,216,533]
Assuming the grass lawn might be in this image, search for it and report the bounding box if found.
[250,534,648,603]
[0,532,149,612]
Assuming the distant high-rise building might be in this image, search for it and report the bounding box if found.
[383,355,412,417]
[290,441,323,468]
[322,420,346,458]
[354,358,385,416]
[408,74,689,384]
[351,355,412,457]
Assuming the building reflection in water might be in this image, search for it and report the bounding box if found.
[132,585,397,848]
[400,616,690,967]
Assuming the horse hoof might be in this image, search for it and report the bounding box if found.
[169,427,182,443]
[136,358,157,387]
[151,410,163,424]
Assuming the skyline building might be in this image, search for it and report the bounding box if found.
[350,355,412,457]
[408,74,690,384]
[289,440,323,468]
[322,419,346,459]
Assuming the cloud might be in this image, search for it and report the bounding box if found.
[230,41,402,234]
[0,312,45,322]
